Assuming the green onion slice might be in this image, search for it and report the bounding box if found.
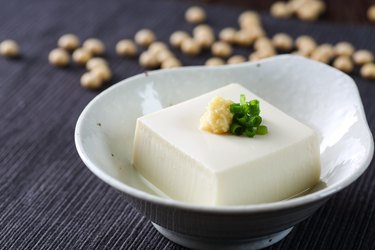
[229,94,268,137]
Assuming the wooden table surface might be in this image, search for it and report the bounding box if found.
[203,0,373,24]
[1,1,374,249]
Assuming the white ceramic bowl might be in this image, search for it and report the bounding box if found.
[75,55,374,250]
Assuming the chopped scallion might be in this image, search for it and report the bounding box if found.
[256,125,268,135]
[229,95,268,137]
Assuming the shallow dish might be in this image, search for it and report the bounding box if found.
[75,55,373,250]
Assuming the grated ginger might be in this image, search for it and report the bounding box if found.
[200,96,233,134]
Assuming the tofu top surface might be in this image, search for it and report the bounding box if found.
[137,83,317,173]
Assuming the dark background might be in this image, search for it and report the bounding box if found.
[1,0,374,249]
[204,0,375,24]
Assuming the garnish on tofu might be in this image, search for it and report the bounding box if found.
[200,94,268,137]
[229,94,268,137]
[199,96,234,134]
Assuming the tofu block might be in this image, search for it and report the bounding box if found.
[132,83,321,206]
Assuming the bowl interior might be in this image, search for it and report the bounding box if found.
[75,55,374,208]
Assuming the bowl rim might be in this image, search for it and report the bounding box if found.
[75,55,374,214]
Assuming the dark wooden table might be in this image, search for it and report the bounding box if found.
[201,0,373,24]
[1,1,374,249]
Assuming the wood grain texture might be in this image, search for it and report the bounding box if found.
[0,0,374,249]
[200,0,374,23]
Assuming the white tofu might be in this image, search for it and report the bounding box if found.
[132,83,321,206]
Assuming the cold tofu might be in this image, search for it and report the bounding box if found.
[132,83,321,206]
